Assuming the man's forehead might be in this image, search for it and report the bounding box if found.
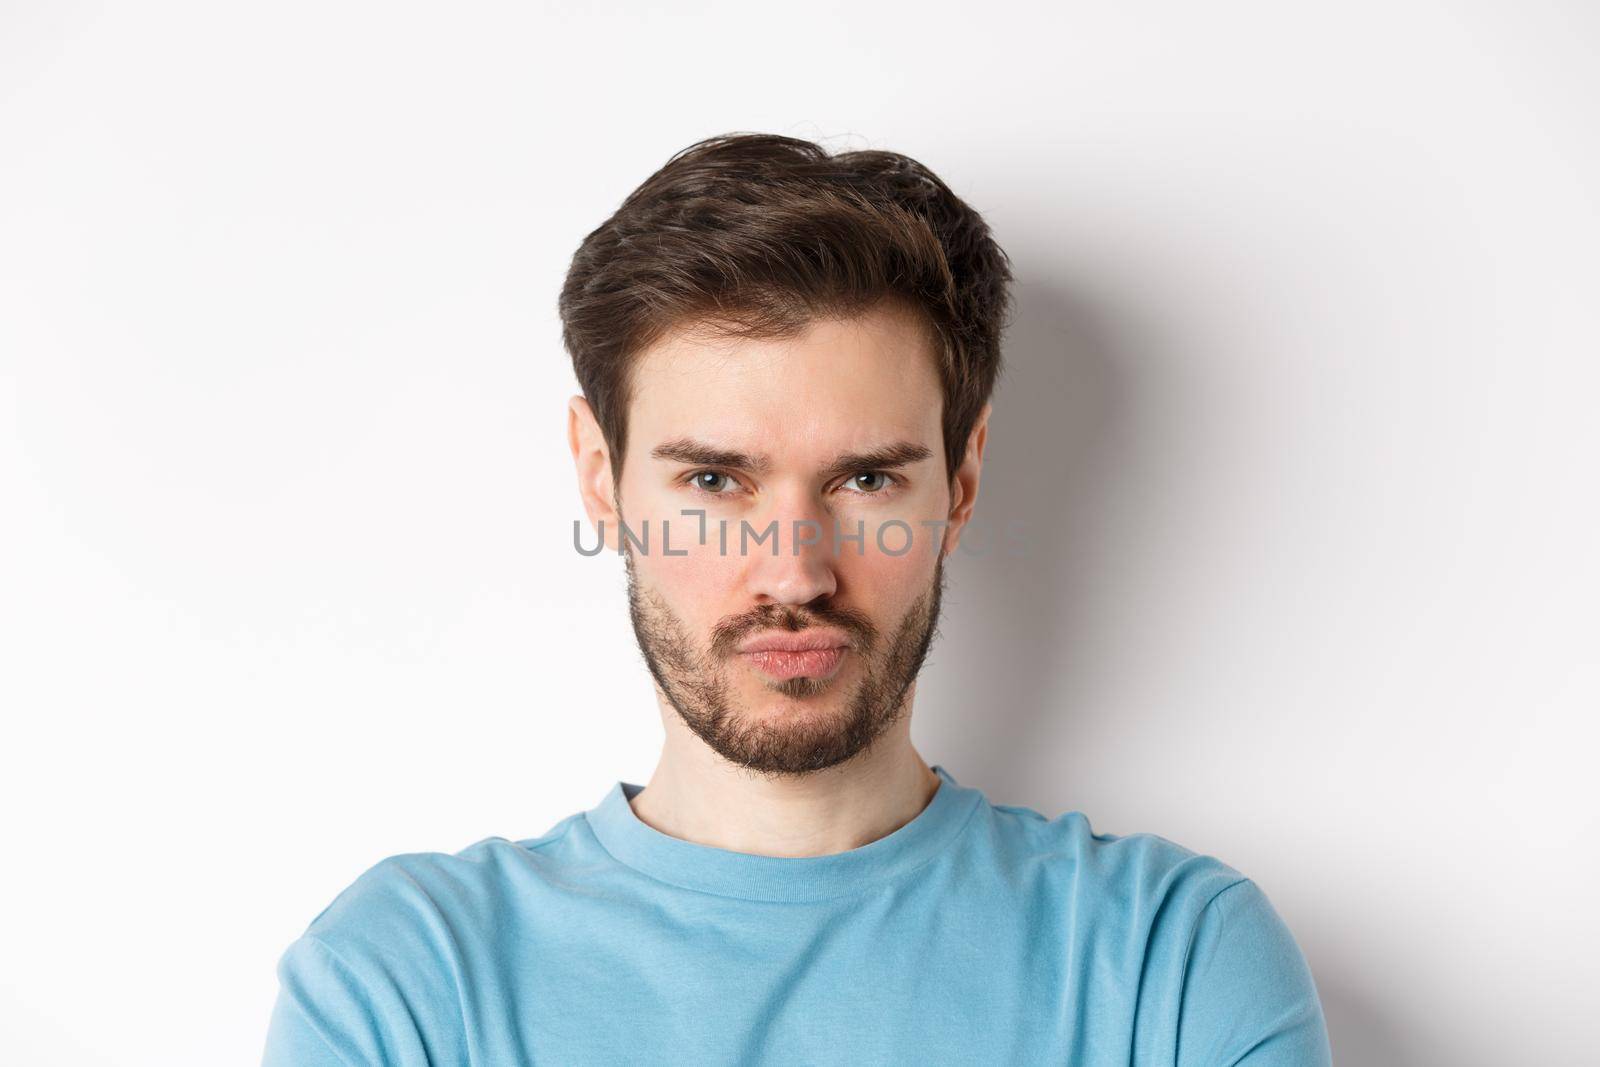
[630,388,939,469]
[630,310,939,419]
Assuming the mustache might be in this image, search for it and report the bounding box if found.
[709,603,878,659]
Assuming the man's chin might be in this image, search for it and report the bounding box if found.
[730,682,852,719]
[735,660,857,703]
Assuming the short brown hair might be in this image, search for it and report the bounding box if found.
[558,132,1014,484]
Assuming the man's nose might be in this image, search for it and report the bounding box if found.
[741,491,839,607]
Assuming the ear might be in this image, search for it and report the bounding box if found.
[568,395,621,552]
[943,402,991,558]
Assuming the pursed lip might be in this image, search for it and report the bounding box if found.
[736,629,852,654]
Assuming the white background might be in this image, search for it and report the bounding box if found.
[2,2,1596,1063]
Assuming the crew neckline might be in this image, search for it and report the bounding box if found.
[583,764,984,903]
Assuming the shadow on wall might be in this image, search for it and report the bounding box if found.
[1319,982,1417,1067]
[916,277,1129,795]
[914,277,1433,1067]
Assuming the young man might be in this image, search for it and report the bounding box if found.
[262,133,1332,1066]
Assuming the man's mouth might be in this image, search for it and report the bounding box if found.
[738,646,849,680]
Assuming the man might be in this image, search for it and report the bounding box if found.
[262,132,1332,1066]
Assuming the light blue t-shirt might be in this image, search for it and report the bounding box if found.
[263,765,1330,1065]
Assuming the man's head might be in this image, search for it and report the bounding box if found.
[561,133,1013,779]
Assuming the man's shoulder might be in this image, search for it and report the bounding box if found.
[265,824,583,1064]
[981,795,1326,1050]
[983,799,1251,915]
[295,813,588,961]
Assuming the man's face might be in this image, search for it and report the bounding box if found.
[614,300,955,779]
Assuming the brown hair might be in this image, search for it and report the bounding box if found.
[558,132,1014,484]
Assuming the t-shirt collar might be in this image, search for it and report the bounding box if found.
[583,764,983,903]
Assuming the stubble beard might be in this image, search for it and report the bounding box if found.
[622,544,948,780]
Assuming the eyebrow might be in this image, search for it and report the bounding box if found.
[649,437,934,482]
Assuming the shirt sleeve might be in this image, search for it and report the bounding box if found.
[260,935,429,1067]
[1174,879,1332,1067]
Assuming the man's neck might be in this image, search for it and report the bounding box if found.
[627,705,941,859]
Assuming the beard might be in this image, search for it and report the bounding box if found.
[622,543,948,780]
